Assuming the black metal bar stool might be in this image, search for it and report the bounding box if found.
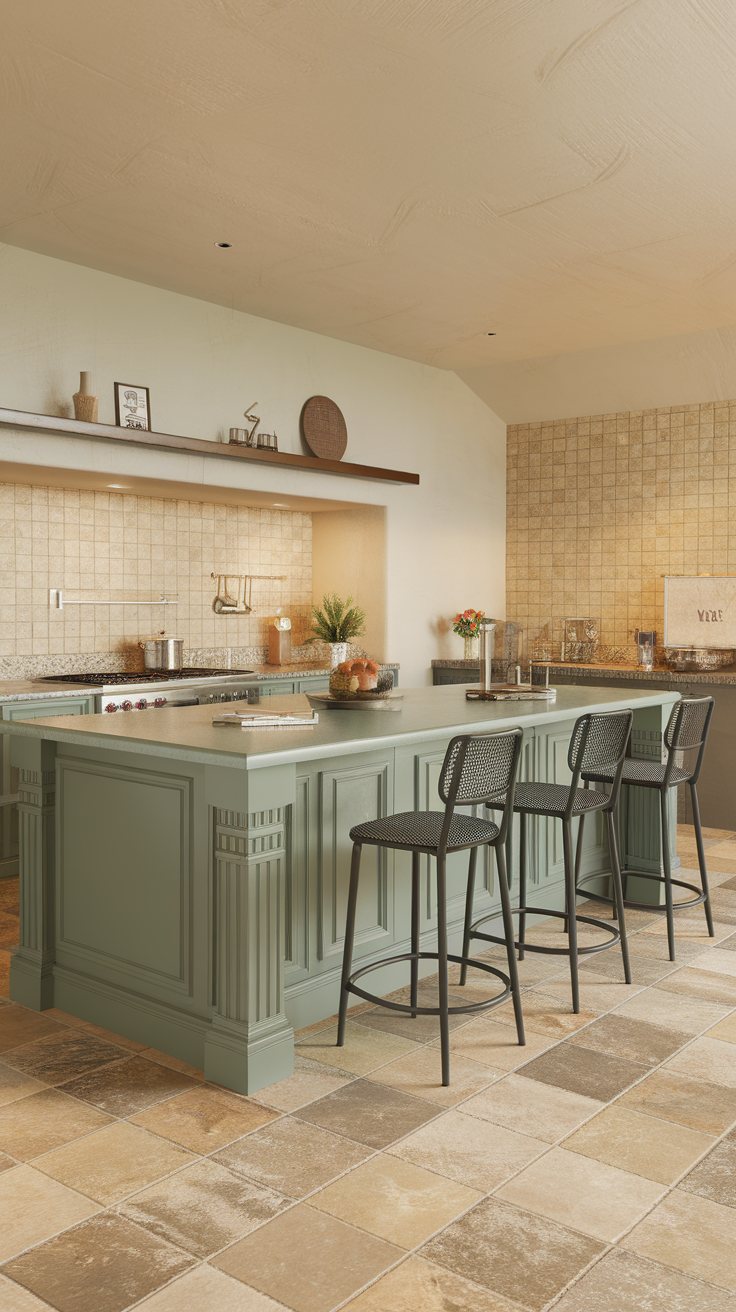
[337,728,525,1086]
[467,709,633,1013]
[574,695,715,962]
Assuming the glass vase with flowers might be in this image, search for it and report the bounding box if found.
[453,608,485,660]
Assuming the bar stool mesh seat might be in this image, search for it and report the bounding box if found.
[575,695,715,961]
[470,709,634,1013]
[350,811,499,851]
[337,727,525,1087]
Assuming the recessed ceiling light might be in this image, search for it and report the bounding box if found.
[215,241,232,248]
[272,502,288,507]
[106,484,128,489]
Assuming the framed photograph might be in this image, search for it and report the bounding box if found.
[114,382,151,431]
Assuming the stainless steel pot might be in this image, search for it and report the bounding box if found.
[139,634,184,672]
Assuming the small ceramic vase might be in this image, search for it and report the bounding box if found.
[463,635,480,660]
[73,371,99,423]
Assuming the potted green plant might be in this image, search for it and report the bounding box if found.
[308,593,366,667]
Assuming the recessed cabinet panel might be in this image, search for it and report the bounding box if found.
[57,759,191,989]
[285,774,310,979]
[319,757,392,959]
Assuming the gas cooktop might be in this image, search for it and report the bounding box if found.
[38,669,254,686]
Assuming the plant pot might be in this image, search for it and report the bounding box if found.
[329,642,348,668]
[463,635,480,660]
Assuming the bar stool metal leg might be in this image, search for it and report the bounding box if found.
[459,847,477,987]
[410,851,421,1015]
[497,842,525,1045]
[608,810,631,982]
[436,852,451,1087]
[337,842,362,1046]
[562,819,580,1013]
[690,782,715,938]
[518,813,527,961]
[660,791,676,962]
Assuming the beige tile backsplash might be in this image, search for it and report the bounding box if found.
[0,484,312,674]
[507,400,736,654]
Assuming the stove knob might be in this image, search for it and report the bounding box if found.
[219,692,230,702]
[105,703,118,713]
[154,697,167,708]
[208,693,217,704]
[135,700,147,710]
[121,700,133,711]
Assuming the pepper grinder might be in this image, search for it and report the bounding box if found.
[72,371,99,423]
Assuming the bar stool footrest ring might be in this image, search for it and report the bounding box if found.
[576,870,707,915]
[469,906,621,957]
[344,950,512,1016]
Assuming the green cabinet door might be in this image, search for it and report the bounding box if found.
[2,696,96,721]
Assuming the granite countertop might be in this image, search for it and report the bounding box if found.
[0,685,679,770]
[0,662,399,703]
[431,657,736,686]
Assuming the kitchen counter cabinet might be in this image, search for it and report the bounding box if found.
[0,684,678,1096]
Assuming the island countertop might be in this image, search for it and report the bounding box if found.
[0,683,680,769]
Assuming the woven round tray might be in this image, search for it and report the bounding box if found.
[300,396,348,460]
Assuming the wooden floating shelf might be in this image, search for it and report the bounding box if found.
[0,407,419,486]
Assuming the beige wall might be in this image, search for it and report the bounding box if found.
[0,482,311,672]
[507,398,736,654]
[0,246,506,685]
[311,507,386,661]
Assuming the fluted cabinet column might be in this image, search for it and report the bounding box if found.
[203,763,295,1095]
[10,737,57,1010]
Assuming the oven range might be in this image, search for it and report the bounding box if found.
[36,668,261,713]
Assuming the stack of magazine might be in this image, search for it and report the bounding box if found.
[213,708,318,729]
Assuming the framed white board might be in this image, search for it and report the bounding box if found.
[664,576,736,648]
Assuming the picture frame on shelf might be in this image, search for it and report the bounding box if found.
[114,382,151,431]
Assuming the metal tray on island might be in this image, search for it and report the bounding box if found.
[305,691,404,711]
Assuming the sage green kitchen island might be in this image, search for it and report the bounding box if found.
[1,684,679,1094]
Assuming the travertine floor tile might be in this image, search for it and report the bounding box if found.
[213,1115,369,1198]
[0,1211,194,1311]
[366,1043,497,1106]
[688,947,736,976]
[0,1006,63,1054]
[630,935,707,963]
[706,1012,736,1044]
[664,1035,736,1087]
[135,1263,290,1310]
[310,1152,481,1249]
[552,1246,734,1311]
[387,1107,547,1191]
[1,1029,125,1086]
[624,1188,736,1291]
[538,979,642,1013]
[563,1104,714,1183]
[130,1085,279,1153]
[293,1078,439,1148]
[612,985,729,1034]
[421,1196,604,1311]
[658,966,736,1005]
[343,1254,524,1311]
[617,1067,736,1134]
[567,1013,689,1065]
[212,1203,403,1312]
[679,1127,736,1208]
[0,1088,112,1160]
[44,1009,148,1053]
[61,1054,200,1116]
[120,1157,290,1258]
[443,1018,554,1071]
[497,1147,664,1241]
[350,1003,469,1043]
[32,1120,194,1204]
[0,1062,52,1108]
[0,1164,99,1263]
[296,1021,419,1077]
[520,1040,647,1101]
[579,951,675,986]
[140,1049,205,1080]
[0,1272,55,1311]
[251,1056,352,1113]
[640,917,733,944]
[461,1072,603,1143]
[492,992,599,1037]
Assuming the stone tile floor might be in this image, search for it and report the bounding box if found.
[0,824,735,1310]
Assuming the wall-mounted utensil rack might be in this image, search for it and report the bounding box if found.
[50,590,178,610]
[0,407,420,485]
[210,573,286,614]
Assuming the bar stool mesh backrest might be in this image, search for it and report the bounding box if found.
[440,731,520,808]
[665,696,714,784]
[568,710,632,798]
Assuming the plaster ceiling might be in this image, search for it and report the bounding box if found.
[2,0,736,369]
